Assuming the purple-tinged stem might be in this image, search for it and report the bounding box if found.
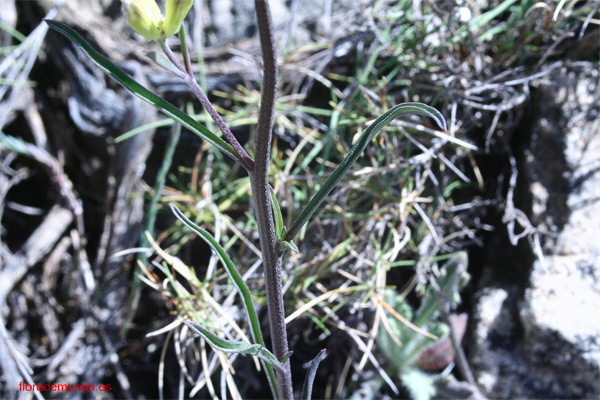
[161,42,254,171]
[250,1,293,398]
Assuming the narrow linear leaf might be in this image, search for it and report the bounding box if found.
[170,204,261,343]
[269,186,285,239]
[285,102,447,241]
[281,351,294,365]
[185,321,285,372]
[45,20,243,165]
[170,204,279,395]
[301,349,327,400]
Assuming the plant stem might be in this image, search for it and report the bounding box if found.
[178,25,193,76]
[251,1,293,398]
[161,41,254,172]
[434,288,481,396]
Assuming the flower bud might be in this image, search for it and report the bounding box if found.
[122,0,162,41]
[162,0,194,38]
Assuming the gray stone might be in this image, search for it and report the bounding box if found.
[194,0,320,46]
[520,65,600,398]
[470,65,600,399]
[470,287,531,398]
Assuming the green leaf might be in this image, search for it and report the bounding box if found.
[170,204,261,343]
[301,349,327,400]
[185,321,285,372]
[268,186,300,254]
[44,20,243,166]
[414,251,469,328]
[170,204,278,395]
[285,102,447,241]
[279,239,298,254]
[269,185,285,240]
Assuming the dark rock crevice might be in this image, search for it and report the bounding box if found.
[467,64,600,399]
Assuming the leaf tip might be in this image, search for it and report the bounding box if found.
[281,351,293,364]
[183,320,201,334]
[439,118,448,132]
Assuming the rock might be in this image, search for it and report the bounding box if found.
[194,0,311,46]
[520,64,600,398]
[520,261,600,396]
[193,0,365,47]
[470,287,531,398]
[469,64,600,399]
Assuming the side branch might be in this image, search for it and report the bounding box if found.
[161,41,254,171]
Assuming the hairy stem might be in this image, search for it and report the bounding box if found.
[161,41,254,171]
[251,1,293,398]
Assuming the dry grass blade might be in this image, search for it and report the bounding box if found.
[0,8,56,128]
[285,285,370,324]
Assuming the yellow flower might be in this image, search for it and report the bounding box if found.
[121,0,195,41]
[163,0,195,38]
[122,0,163,40]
